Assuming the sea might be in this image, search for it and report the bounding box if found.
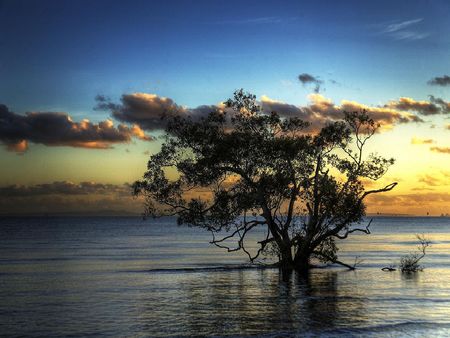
[1,216,450,337]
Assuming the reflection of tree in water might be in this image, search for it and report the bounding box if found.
[179,269,367,336]
[401,270,420,283]
[296,271,340,330]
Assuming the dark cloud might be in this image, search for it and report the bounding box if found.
[97,93,185,130]
[429,95,450,114]
[0,181,132,197]
[95,93,220,131]
[0,104,152,153]
[0,181,141,215]
[298,73,323,93]
[189,104,223,117]
[94,95,121,111]
[428,75,450,87]
[260,95,307,117]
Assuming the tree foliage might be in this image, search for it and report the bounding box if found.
[133,89,397,271]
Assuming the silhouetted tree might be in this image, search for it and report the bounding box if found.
[133,89,397,272]
[399,234,431,272]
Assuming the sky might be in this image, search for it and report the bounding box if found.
[0,0,449,215]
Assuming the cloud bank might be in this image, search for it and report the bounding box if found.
[0,181,141,215]
[99,91,434,135]
[95,93,220,131]
[261,93,423,131]
[4,90,449,153]
[0,104,152,153]
[0,181,132,197]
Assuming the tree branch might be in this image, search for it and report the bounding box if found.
[361,182,397,199]
[334,219,372,239]
[312,251,357,270]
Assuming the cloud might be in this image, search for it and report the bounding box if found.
[298,73,323,93]
[329,79,341,86]
[308,94,423,128]
[260,94,422,132]
[97,91,433,134]
[382,18,423,33]
[0,104,152,153]
[95,93,220,131]
[260,95,306,117]
[429,96,450,114]
[411,137,434,145]
[418,174,444,187]
[442,171,450,179]
[261,95,330,132]
[430,146,450,154]
[385,97,444,116]
[366,192,450,213]
[0,181,132,197]
[389,31,429,41]
[0,181,141,215]
[95,93,185,130]
[369,192,450,204]
[379,18,428,41]
[428,75,450,87]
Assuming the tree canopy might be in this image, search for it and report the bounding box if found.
[133,89,397,271]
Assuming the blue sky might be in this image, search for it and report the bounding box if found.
[1,0,449,215]
[1,0,449,116]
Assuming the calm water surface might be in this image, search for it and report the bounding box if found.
[1,216,450,337]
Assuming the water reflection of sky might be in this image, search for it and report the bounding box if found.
[1,216,450,336]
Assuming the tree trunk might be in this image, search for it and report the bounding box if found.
[276,243,312,274]
[279,245,294,270]
[295,255,310,273]
[294,248,311,273]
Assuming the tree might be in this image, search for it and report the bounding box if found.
[399,234,431,272]
[133,89,397,272]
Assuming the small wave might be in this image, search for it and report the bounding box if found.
[125,264,277,274]
[234,322,450,338]
[370,296,450,304]
[332,321,450,334]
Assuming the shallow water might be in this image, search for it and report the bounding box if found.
[1,216,450,337]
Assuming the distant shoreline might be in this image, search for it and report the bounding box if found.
[0,213,448,218]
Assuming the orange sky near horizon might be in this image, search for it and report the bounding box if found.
[1,1,450,216]
[1,93,449,216]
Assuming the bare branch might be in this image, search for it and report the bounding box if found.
[361,182,397,199]
[334,219,372,239]
[312,251,356,270]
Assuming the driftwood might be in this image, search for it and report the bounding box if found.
[381,266,396,271]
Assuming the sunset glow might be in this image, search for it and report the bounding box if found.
[1,0,449,216]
